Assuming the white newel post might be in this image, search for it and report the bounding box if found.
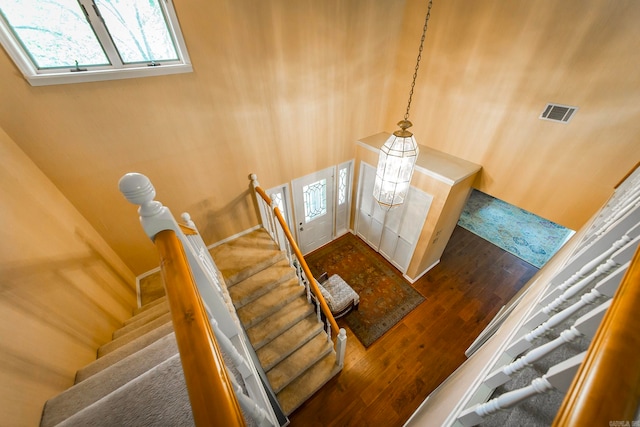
[118,173,180,238]
[337,328,347,368]
[250,174,270,232]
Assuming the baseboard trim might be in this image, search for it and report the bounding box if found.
[206,224,262,250]
[403,259,440,284]
[134,224,263,306]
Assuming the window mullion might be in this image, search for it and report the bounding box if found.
[77,0,123,68]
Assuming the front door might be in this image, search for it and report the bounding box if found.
[292,167,335,254]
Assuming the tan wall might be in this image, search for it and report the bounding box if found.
[0,127,136,426]
[1,0,638,274]
[388,0,640,231]
[0,0,405,274]
[409,173,477,277]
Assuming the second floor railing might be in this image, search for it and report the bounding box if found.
[553,243,640,426]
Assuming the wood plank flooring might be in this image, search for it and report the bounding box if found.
[288,226,539,426]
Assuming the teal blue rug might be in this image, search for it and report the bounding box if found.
[458,190,574,268]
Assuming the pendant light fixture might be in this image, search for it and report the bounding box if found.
[373,0,433,209]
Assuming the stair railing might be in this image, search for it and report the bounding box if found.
[553,243,640,426]
[154,229,246,426]
[406,162,640,426]
[250,174,347,367]
[119,173,281,427]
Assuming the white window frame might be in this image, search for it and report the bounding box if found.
[0,0,192,86]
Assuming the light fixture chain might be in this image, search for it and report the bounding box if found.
[404,0,433,121]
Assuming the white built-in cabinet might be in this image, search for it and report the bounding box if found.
[356,162,432,273]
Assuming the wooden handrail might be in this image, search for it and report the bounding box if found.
[253,185,340,339]
[615,161,640,189]
[155,230,246,427]
[553,244,640,426]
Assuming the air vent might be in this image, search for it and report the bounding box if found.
[539,103,578,123]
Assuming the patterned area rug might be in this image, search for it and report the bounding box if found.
[458,189,574,268]
[304,233,425,348]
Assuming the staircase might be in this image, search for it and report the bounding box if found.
[39,296,193,426]
[40,228,340,425]
[209,228,342,415]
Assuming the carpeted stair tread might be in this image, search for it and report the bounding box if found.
[237,278,305,328]
[257,314,324,371]
[133,294,167,316]
[247,297,314,350]
[209,229,285,286]
[229,259,296,308]
[57,354,194,427]
[98,313,172,357]
[114,302,170,339]
[276,352,341,416]
[267,332,333,393]
[41,333,179,427]
[77,322,174,383]
[123,299,169,326]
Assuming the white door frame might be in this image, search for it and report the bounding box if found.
[291,166,336,255]
[265,182,295,232]
[291,161,355,254]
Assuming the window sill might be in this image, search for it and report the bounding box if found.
[22,63,193,86]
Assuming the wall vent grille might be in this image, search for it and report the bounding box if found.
[539,103,578,123]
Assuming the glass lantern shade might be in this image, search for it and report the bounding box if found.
[373,132,419,209]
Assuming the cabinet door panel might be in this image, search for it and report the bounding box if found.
[369,217,384,249]
[394,237,414,272]
[379,227,398,259]
[399,188,432,244]
[357,209,371,241]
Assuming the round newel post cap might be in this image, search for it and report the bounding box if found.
[119,173,163,216]
[119,173,155,205]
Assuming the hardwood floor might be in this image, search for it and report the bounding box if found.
[288,226,539,426]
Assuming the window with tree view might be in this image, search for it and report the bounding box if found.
[0,0,191,85]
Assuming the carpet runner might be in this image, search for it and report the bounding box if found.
[305,233,426,348]
[458,189,574,268]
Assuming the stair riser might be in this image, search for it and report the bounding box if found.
[239,284,305,328]
[257,316,324,371]
[225,251,286,287]
[41,334,179,427]
[248,304,314,350]
[268,339,333,394]
[113,304,170,339]
[132,295,167,316]
[231,267,297,309]
[77,322,174,383]
[98,314,172,357]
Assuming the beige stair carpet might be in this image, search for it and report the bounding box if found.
[211,227,343,416]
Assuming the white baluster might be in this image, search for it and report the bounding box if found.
[507,263,628,357]
[583,198,640,251]
[228,370,276,427]
[267,201,278,244]
[540,235,630,306]
[210,317,252,378]
[458,353,585,427]
[485,300,609,388]
[565,207,640,278]
[525,234,639,330]
[524,260,616,330]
